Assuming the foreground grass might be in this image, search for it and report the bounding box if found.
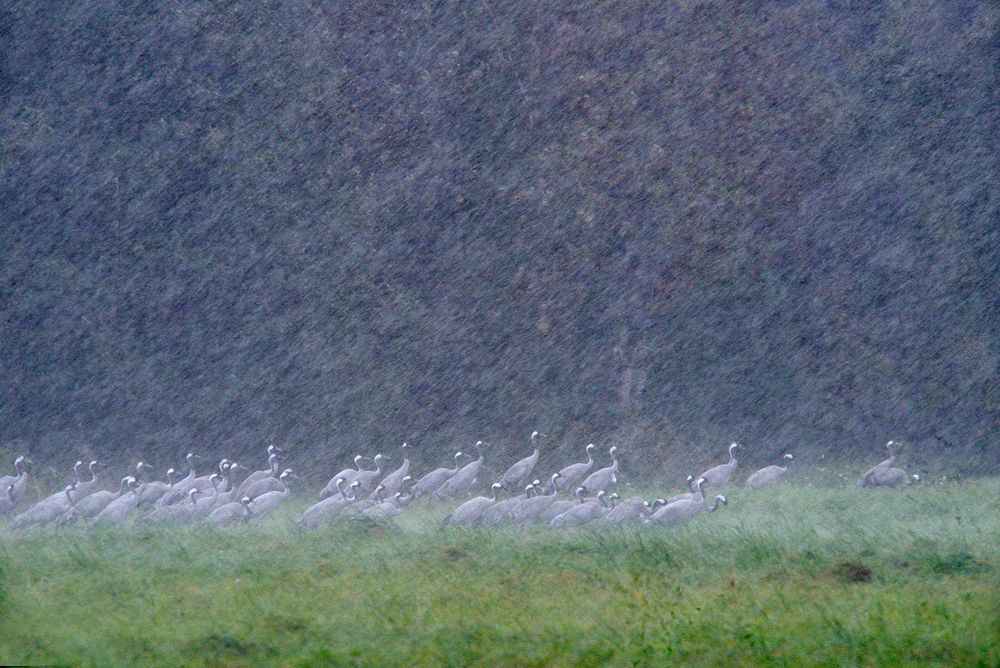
[1,480,998,666]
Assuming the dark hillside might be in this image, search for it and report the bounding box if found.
[1,1,997,474]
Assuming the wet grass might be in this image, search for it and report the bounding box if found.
[0,479,998,666]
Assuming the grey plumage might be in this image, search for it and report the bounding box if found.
[411,451,465,498]
[478,480,540,527]
[497,431,542,491]
[242,468,295,500]
[508,473,562,524]
[299,479,362,528]
[374,443,412,498]
[443,483,502,526]
[664,475,698,504]
[860,467,919,488]
[208,496,253,528]
[135,463,177,506]
[595,496,662,527]
[319,455,367,500]
[155,453,202,507]
[67,476,133,521]
[432,441,487,501]
[554,444,597,492]
[236,452,284,499]
[746,454,793,489]
[549,489,611,528]
[0,456,30,513]
[648,479,727,527]
[579,446,620,495]
[352,454,388,494]
[699,443,741,489]
[11,484,77,529]
[854,441,901,489]
[142,488,207,525]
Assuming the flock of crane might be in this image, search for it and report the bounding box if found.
[0,435,917,531]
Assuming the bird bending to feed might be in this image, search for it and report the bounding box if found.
[498,431,543,491]
[699,443,741,489]
[746,454,793,489]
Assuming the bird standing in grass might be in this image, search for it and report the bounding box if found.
[433,441,487,501]
[0,456,30,513]
[579,446,620,495]
[498,431,543,492]
[746,454,793,489]
[319,455,366,500]
[555,444,597,493]
[549,489,613,528]
[411,451,466,498]
[647,478,727,527]
[443,482,503,526]
[699,443,740,489]
[854,441,902,489]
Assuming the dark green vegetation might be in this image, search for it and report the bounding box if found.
[2,2,998,470]
[1,480,998,666]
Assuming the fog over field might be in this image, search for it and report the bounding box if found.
[1,1,998,665]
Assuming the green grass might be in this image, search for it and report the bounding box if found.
[1,479,998,666]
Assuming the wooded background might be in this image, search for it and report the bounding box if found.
[2,1,997,477]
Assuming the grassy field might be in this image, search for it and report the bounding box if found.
[1,478,998,666]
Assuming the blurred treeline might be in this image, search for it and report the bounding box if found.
[1,1,997,476]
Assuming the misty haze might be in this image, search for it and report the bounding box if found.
[1,1,998,666]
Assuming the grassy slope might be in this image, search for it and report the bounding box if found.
[1,480,998,666]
